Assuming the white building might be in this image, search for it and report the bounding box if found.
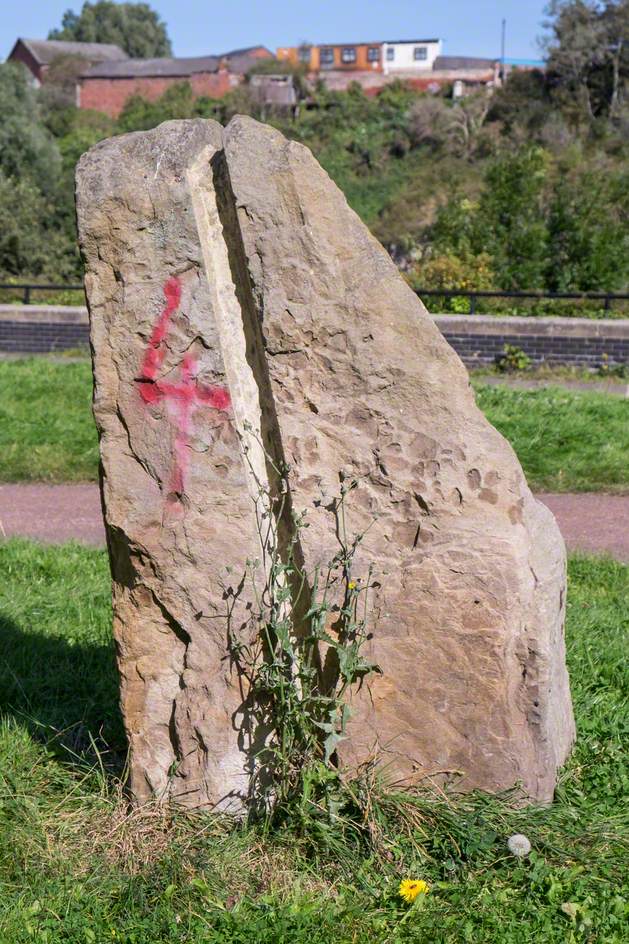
[382,38,443,74]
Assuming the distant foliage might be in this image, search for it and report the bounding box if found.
[546,166,629,290]
[424,147,629,293]
[2,0,629,295]
[0,63,79,279]
[0,63,61,196]
[406,250,494,312]
[544,0,629,123]
[49,1,172,58]
[475,148,551,290]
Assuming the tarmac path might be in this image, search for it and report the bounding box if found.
[1,483,628,562]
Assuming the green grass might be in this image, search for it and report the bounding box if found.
[0,541,627,942]
[471,364,629,385]
[475,383,629,493]
[0,358,97,482]
[1,359,628,493]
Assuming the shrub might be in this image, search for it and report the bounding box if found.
[496,344,532,372]
[406,251,494,313]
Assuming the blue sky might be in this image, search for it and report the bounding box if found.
[2,1,549,62]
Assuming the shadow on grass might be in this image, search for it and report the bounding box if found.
[0,610,126,772]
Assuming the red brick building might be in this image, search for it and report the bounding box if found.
[7,37,128,86]
[78,46,272,117]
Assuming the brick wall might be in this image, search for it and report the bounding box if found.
[78,70,234,117]
[2,307,628,366]
[434,315,629,368]
[7,43,44,83]
[0,306,89,354]
[318,69,493,95]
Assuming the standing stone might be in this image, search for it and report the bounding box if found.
[76,121,272,808]
[76,116,574,808]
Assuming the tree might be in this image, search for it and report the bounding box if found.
[476,148,551,290]
[38,54,92,136]
[601,0,629,118]
[546,166,629,289]
[407,95,453,149]
[446,93,493,159]
[0,173,76,279]
[429,149,551,290]
[49,1,172,58]
[487,69,551,134]
[0,63,61,196]
[544,0,629,121]
[545,1,603,121]
[407,92,492,159]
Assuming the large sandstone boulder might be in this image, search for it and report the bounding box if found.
[76,116,574,808]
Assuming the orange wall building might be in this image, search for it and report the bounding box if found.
[277,42,383,72]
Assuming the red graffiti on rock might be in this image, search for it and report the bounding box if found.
[137,276,231,498]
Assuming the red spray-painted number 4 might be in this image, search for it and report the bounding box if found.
[137,276,231,497]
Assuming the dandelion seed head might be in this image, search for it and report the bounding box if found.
[507,833,532,857]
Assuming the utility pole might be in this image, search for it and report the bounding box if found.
[500,17,506,83]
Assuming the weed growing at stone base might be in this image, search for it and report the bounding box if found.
[0,540,627,942]
[230,462,380,818]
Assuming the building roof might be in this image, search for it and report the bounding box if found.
[224,52,273,74]
[82,47,274,79]
[222,45,272,58]
[384,39,441,44]
[306,39,440,48]
[433,55,496,71]
[504,57,545,67]
[84,55,221,78]
[14,38,128,65]
[312,41,382,48]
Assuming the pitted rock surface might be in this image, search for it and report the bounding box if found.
[76,116,574,808]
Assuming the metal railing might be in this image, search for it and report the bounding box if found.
[414,288,629,314]
[2,282,629,314]
[0,283,84,305]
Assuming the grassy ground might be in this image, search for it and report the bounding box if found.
[0,540,627,942]
[471,364,629,385]
[0,358,98,482]
[1,357,628,493]
[474,384,629,493]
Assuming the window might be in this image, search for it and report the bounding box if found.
[341,46,357,64]
[414,46,428,61]
[367,46,380,62]
[386,47,395,61]
[298,45,311,63]
[320,47,334,66]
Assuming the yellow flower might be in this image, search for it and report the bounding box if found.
[348,581,356,590]
[399,879,429,903]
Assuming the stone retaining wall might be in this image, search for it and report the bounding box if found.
[435,315,629,367]
[0,305,90,354]
[1,306,628,367]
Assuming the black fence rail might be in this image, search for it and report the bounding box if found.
[2,282,629,315]
[415,288,629,314]
[0,283,84,305]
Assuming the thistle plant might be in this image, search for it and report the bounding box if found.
[230,430,381,821]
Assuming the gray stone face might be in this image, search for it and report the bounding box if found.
[76,116,575,808]
[76,120,267,809]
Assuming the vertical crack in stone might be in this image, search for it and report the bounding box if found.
[187,145,319,789]
[208,148,316,634]
[187,145,310,581]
